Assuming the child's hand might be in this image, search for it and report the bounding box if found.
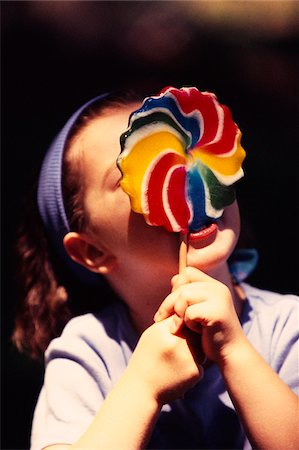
[126,316,204,406]
[154,267,246,366]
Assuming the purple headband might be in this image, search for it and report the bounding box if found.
[37,93,109,284]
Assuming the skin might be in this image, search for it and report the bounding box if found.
[44,104,298,450]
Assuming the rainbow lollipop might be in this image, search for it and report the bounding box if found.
[117,86,246,236]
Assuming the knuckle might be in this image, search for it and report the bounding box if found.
[171,274,179,289]
[185,266,195,279]
[185,305,198,322]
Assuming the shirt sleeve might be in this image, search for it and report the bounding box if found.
[270,296,299,395]
[30,317,115,450]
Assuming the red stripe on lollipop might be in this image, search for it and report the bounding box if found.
[165,165,190,234]
[169,88,219,146]
[161,87,238,155]
[146,152,186,232]
[199,103,239,155]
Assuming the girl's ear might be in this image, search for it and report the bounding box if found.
[63,232,116,274]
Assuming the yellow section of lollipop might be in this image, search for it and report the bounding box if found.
[191,131,246,184]
[119,130,185,212]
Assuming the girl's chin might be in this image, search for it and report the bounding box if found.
[186,253,229,274]
[186,202,240,265]
[186,228,238,272]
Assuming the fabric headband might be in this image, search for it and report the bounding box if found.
[37,93,110,285]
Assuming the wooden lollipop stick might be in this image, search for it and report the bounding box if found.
[172,233,188,334]
[179,233,188,273]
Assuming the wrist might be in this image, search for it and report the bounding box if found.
[121,365,163,411]
[216,332,252,371]
[217,334,255,374]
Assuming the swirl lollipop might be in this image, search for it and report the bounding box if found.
[117,86,246,267]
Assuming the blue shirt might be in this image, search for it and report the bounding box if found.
[31,283,299,450]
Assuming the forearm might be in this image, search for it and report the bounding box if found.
[72,370,161,450]
[70,316,203,450]
[220,337,299,450]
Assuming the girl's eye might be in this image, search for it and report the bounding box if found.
[112,171,123,189]
[115,169,123,188]
[106,167,122,189]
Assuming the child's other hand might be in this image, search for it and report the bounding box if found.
[127,317,204,405]
[154,267,246,366]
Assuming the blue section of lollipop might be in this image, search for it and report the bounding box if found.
[131,95,200,149]
[186,166,208,231]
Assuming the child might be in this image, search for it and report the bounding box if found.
[13,91,298,450]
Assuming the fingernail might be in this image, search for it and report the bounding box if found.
[170,315,183,334]
[153,311,161,322]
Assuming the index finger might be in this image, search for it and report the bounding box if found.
[172,267,212,291]
[181,267,214,283]
[153,289,180,322]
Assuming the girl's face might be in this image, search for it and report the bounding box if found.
[69,104,240,283]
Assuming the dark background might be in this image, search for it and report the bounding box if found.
[2,2,298,449]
